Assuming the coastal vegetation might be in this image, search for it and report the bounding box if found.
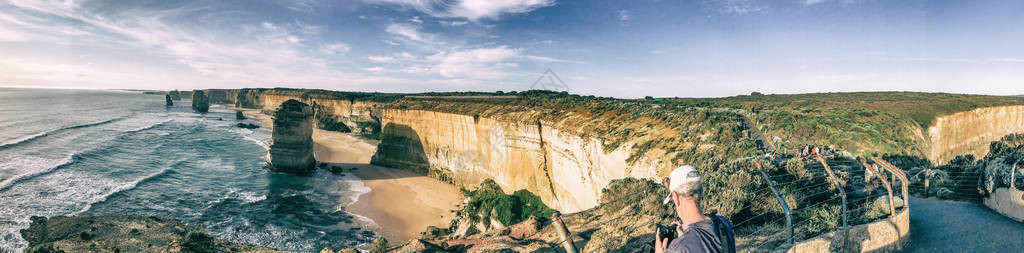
[459,180,555,227]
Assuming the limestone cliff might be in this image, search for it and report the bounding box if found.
[925,105,1024,164]
[192,90,210,113]
[168,89,182,100]
[370,109,663,212]
[267,99,316,173]
[234,88,387,135]
[207,89,238,105]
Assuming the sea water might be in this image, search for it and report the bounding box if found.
[0,88,376,252]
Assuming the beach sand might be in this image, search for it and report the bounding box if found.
[237,108,462,243]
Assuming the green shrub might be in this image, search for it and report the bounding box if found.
[369,237,388,253]
[802,205,841,236]
[181,231,216,253]
[462,180,555,226]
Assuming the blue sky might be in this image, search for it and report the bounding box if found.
[1,0,1022,98]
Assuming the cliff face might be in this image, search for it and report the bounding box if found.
[234,89,384,134]
[191,90,209,113]
[925,105,1024,164]
[371,109,662,212]
[206,89,238,105]
[168,90,182,100]
[267,99,316,173]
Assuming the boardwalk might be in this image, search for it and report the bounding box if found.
[907,197,1024,252]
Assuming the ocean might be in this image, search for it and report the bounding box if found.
[0,88,376,252]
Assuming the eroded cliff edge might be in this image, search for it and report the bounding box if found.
[925,105,1024,164]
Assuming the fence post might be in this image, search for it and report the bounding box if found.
[816,154,848,252]
[873,158,909,206]
[1012,157,1023,190]
[552,211,578,253]
[754,160,793,247]
[859,157,895,217]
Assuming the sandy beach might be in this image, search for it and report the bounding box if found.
[238,108,462,243]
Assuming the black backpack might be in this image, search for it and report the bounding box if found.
[710,215,736,253]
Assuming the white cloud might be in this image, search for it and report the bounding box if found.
[362,66,385,72]
[803,0,826,4]
[294,20,321,34]
[383,39,400,46]
[320,43,351,55]
[368,55,396,62]
[409,16,423,23]
[365,0,555,20]
[0,0,403,89]
[425,45,568,79]
[385,23,442,44]
[704,0,767,15]
[439,20,469,26]
[618,10,631,21]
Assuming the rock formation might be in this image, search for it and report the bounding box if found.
[168,89,182,100]
[236,111,246,120]
[267,99,316,173]
[165,94,173,106]
[191,90,209,113]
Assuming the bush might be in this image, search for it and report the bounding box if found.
[181,231,216,253]
[802,205,841,236]
[369,237,388,253]
[462,180,555,226]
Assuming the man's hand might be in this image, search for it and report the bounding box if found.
[654,231,668,253]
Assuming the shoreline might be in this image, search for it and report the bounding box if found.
[236,107,462,244]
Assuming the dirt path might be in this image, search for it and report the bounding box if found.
[907,197,1024,252]
[736,114,776,153]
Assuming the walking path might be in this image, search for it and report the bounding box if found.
[736,114,776,154]
[907,197,1024,252]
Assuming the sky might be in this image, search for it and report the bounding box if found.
[0,0,1022,98]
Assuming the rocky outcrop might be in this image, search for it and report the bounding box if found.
[165,94,173,106]
[237,111,246,120]
[168,90,182,100]
[20,215,285,253]
[192,90,210,113]
[925,105,1024,164]
[267,99,316,173]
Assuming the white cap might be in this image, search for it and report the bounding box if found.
[663,165,701,204]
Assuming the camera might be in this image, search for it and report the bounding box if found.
[656,224,678,242]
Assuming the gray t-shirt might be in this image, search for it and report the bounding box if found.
[666,219,722,253]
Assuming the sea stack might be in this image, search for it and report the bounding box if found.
[168,90,182,100]
[191,90,209,113]
[165,94,173,106]
[236,111,246,120]
[266,99,316,173]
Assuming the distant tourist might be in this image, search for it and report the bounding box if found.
[654,166,735,253]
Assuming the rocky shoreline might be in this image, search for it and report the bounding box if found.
[20,215,286,253]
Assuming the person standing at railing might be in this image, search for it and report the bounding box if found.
[654,165,735,253]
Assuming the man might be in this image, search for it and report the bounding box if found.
[655,165,734,253]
